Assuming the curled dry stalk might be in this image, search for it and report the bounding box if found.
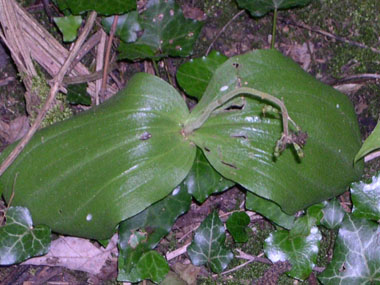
[183,87,307,158]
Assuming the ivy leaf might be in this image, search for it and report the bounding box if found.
[182,148,234,203]
[226,212,250,243]
[102,12,141,43]
[264,226,321,280]
[306,203,325,225]
[289,215,316,237]
[354,121,380,162]
[320,199,345,229]
[118,0,203,60]
[0,207,51,265]
[236,0,312,17]
[318,214,380,284]
[135,251,170,283]
[117,186,191,283]
[246,192,295,229]
[187,211,233,273]
[176,51,228,100]
[54,15,82,42]
[66,83,91,105]
[55,0,136,16]
[351,173,380,221]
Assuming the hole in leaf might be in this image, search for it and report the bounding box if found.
[232,62,239,68]
[204,147,211,152]
[221,161,238,169]
[231,134,248,139]
[224,104,244,111]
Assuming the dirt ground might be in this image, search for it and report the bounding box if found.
[0,0,379,284]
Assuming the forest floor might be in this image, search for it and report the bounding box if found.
[0,0,379,284]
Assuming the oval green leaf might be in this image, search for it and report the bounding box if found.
[0,73,196,240]
[189,49,363,214]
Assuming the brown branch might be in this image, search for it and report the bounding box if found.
[279,17,380,55]
[63,61,118,85]
[0,11,98,177]
[206,10,245,56]
[325,73,380,86]
[100,15,118,99]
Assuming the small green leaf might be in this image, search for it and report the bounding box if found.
[66,83,91,105]
[118,0,203,60]
[236,0,312,17]
[264,226,321,280]
[289,215,316,237]
[226,212,250,243]
[102,12,141,43]
[54,15,82,42]
[55,0,136,16]
[187,211,233,273]
[306,203,325,225]
[0,207,51,265]
[320,199,345,229]
[355,121,380,162]
[176,51,228,100]
[318,214,380,284]
[118,186,191,282]
[183,148,233,203]
[246,192,295,229]
[351,173,380,221]
[136,251,170,283]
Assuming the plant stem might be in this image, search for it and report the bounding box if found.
[152,60,159,76]
[271,8,278,49]
[183,87,290,136]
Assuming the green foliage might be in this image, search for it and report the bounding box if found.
[318,215,380,284]
[55,0,136,16]
[264,223,321,280]
[236,0,312,17]
[117,186,190,282]
[0,207,51,265]
[320,199,345,229]
[182,148,234,203]
[351,172,380,221]
[187,211,233,273]
[246,192,295,229]
[226,212,250,243]
[118,0,203,60]
[66,83,92,105]
[355,121,380,162]
[176,51,228,100]
[53,15,82,42]
[102,12,141,43]
[135,251,170,283]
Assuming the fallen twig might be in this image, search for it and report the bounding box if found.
[100,15,118,99]
[0,11,98,177]
[365,150,380,163]
[280,17,380,55]
[206,10,245,56]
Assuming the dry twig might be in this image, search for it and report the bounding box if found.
[0,11,98,177]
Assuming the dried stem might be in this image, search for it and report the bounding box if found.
[100,15,118,99]
[0,11,98,177]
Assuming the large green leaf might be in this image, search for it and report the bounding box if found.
[102,12,141,43]
[0,73,196,240]
[236,0,312,17]
[355,121,380,162]
[318,214,380,284]
[118,186,191,282]
[0,207,51,265]
[182,148,233,203]
[187,211,233,273]
[264,225,321,280]
[176,51,228,100]
[351,173,380,221]
[188,49,363,214]
[118,0,203,60]
[55,0,136,16]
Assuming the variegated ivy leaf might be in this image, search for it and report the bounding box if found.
[187,211,233,273]
[320,199,345,229]
[318,214,380,284]
[0,207,51,265]
[264,225,321,280]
